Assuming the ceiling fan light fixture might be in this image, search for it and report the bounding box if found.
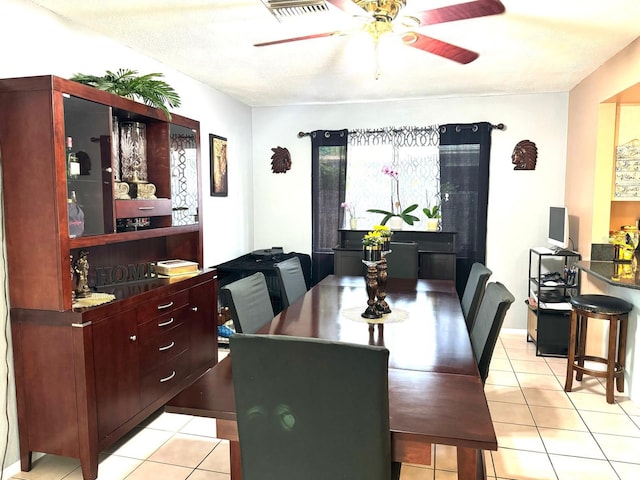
[261,0,329,21]
[354,0,406,22]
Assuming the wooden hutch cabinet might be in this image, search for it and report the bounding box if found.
[0,75,217,480]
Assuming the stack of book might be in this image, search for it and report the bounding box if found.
[155,259,199,278]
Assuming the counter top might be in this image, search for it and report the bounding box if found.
[577,260,640,290]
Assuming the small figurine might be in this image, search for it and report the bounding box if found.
[74,249,92,298]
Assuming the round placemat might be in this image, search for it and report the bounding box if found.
[341,306,409,324]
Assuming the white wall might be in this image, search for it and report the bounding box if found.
[252,92,570,330]
[0,0,254,471]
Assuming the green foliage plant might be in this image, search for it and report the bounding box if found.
[70,69,181,120]
[423,205,441,219]
[367,203,420,226]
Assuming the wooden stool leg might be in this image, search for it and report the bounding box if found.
[576,314,588,381]
[565,309,578,392]
[617,315,628,393]
[606,316,618,404]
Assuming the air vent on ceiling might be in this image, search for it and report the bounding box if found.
[261,0,329,21]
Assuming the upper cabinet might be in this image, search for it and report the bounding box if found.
[0,75,203,311]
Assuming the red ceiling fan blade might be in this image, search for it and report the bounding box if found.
[402,33,479,64]
[415,0,505,26]
[254,31,341,47]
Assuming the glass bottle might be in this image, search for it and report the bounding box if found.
[66,136,80,178]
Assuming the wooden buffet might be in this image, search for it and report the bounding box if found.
[0,75,217,480]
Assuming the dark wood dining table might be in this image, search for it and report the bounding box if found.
[166,275,497,480]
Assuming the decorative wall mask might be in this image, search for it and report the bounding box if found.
[512,139,538,170]
[271,146,292,173]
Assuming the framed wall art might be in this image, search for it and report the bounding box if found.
[210,134,228,196]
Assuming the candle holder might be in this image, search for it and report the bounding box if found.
[362,259,383,320]
[375,251,391,314]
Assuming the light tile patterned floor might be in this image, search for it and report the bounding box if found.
[10,331,640,480]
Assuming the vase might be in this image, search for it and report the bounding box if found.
[426,219,439,231]
[120,121,147,182]
[363,246,381,262]
[388,216,403,230]
[350,217,358,229]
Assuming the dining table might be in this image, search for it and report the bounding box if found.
[166,275,497,480]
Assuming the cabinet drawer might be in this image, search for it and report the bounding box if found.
[115,198,172,218]
[138,306,188,342]
[137,290,189,325]
[140,350,190,407]
[139,321,190,374]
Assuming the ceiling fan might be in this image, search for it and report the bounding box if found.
[255,0,505,65]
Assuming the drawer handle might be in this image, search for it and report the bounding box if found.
[191,306,198,312]
[138,206,155,211]
[157,301,174,310]
[160,371,176,383]
[129,335,137,342]
[158,318,174,327]
[158,341,175,352]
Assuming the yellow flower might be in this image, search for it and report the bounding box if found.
[373,224,392,237]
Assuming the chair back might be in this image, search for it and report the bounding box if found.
[220,272,274,334]
[230,334,393,480]
[274,256,308,308]
[386,242,419,279]
[470,281,515,384]
[461,262,492,331]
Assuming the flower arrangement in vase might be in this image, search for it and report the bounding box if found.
[362,230,384,261]
[367,166,419,229]
[373,224,392,251]
[341,201,357,229]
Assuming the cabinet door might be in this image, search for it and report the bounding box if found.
[63,95,114,236]
[189,279,217,370]
[93,309,140,439]
[170,124,199,226]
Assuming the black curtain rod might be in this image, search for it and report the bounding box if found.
[298,123,505,138]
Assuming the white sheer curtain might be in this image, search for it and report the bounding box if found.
[345,126,440,230]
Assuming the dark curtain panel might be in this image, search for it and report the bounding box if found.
[311,129,348,285]
[439,122,492,297]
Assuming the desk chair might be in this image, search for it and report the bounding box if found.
[220,272,274,334]
[386,242,419,279]
[470,282,515,384]
[274,256,308,308]
[230,334,400,480]
[461,263,493,332]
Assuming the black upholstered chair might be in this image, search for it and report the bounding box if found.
[461,262,493,332]
[220,272,274,334]
[274,256,308,308]
[230,334,400,480]
[470,282,515,384]
[386,242,419,279]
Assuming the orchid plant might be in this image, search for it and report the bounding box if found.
[367,166,419,226]
[341,201,356,219]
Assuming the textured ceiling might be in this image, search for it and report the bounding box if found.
[29,0,640,107]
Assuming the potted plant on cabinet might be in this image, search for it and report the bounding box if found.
[423,205,441,231]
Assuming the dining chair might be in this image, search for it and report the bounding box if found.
[461,262,493,332]
[386,242,419,278]
[470,281,515,384]
[219,272,274,334]
[230,333,400,480]
[274,256,308,308]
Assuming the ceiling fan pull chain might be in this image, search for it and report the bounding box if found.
[374,38,381,80]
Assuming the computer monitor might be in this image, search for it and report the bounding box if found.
[548,206,569,250]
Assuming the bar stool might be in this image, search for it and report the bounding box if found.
[564,294,633,404]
